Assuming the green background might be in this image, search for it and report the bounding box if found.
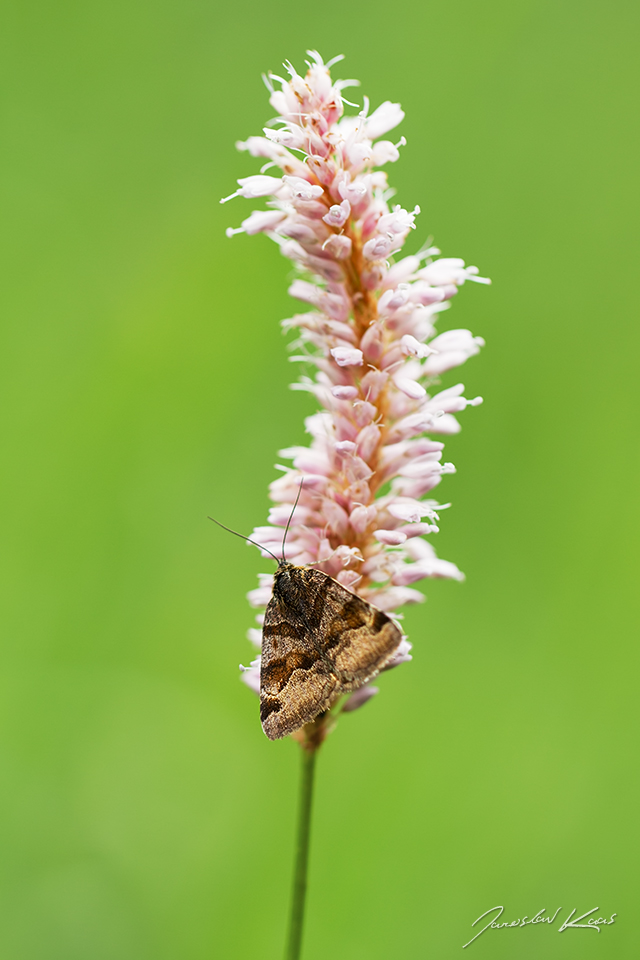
[1,1,638,957]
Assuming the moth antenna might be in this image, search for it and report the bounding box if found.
[281,479,304,562]
[208,517,280,564]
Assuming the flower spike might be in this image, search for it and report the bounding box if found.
[221,52,489,714]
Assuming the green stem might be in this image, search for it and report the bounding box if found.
[285,746,318,960]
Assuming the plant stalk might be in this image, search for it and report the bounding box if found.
[284,745,318,960]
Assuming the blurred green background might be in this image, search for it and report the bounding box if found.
[1,0,638,957]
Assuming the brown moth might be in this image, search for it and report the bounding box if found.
[210,483,402,741]
[260,560,402,740]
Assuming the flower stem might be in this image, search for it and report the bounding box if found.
[285,745,318,960]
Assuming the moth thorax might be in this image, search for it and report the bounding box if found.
[275,560,299,581]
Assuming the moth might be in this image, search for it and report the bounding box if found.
[210,486,402,740]
[259,559,401,739]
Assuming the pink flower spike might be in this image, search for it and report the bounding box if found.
[221,52,488,729]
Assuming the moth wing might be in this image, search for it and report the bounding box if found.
[307,569,403,688]
[260,592,337,741]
